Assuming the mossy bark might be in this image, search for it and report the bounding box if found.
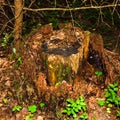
[43,51,83,86]
[41,25,85,86]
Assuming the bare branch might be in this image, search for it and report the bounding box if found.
[0,17,14,35]
[2,3,120,12]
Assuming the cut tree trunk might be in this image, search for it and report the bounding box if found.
[41,25,85,85]
[21,24,119,90]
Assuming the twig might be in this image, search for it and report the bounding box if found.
[0,17,14,35]
[2,3,120,12]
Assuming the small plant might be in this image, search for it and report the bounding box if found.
[104,82,120,117]
[107,103,113,108]
[17,57,22,65]
[117,110,120,117]
[36,23,41,28]
[97,99,105,107]
[28,105,37,114]
[97,83,120,117]
[80,112,88,120]
[26,105,37,120]
[1,33,13,46]
[95,71,103,77]
[62,96,87,120]
[93,116,97,120]
[12,105,22,112]
[26,114,34,120]
[105,82,119,105]
[39,103,45,108]
[14,56,23,69]
[3,98,8,104]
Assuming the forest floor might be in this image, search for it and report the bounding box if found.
[0,26,120,120]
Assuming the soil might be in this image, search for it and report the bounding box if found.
[0,25,120,120]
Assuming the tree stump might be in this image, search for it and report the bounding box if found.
[41,25,84,85]
[21,23,108,88]
[18,23,120,103]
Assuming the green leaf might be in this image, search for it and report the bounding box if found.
[117,97,120,102]
[73,113,77,118]
[107,103,113,108]
[12,105,22,112]
[17,57,22,65]
[73,106,79,113]
[62,109,67,113]
[105,93,111,98]
[66,104,71,107]
[82,106,87,111]
[95,71,103,76]
[114,99,119,105]
[3,98,8,104]
[67,110,72,116]
[74,117,78,120]
[80,112,88,120]
[72,102,76,107]
[76,105,82,111]
[109,84,115,89]
[114,82,118,87]
[117,110,120,117]
[80,96,85,102]
[36,23,41,28]
[67,99,74,104]
[109,82,118,89]
[66,107,71,111]
[39,103,45,108]
[26,114,33,120]
[93,116,97,120]
[71,109,76,115]
[76,99,80,104]
[98,100,105,107]
[107,98,113,103]
[80,102,86,106]
[113,87,119,92]
[28,105,37,113]
[80,103,86,109]
[108,88,115,94]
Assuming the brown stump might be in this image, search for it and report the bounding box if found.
[18,23,120,104]
[21,23,107,89]
[41,25,84,85]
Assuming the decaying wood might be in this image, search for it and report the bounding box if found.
[87,33,105,72]
[41,25,85,85]
[20,23,119,93]
[104,49,120,85]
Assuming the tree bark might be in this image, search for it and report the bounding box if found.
[41,24,85,85]
[14,0,23,52]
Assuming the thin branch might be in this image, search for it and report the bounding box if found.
[2,3,120,12]
[112,0,119,15]
[65,0,74,26]
[28,0,36,8]
[0,17,14,35]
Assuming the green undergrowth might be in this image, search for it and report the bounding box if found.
[11,103,45,120]
[98,82,120,118]
[0,32,14,47]
[62,96,88,120]
[2,82,120,119]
